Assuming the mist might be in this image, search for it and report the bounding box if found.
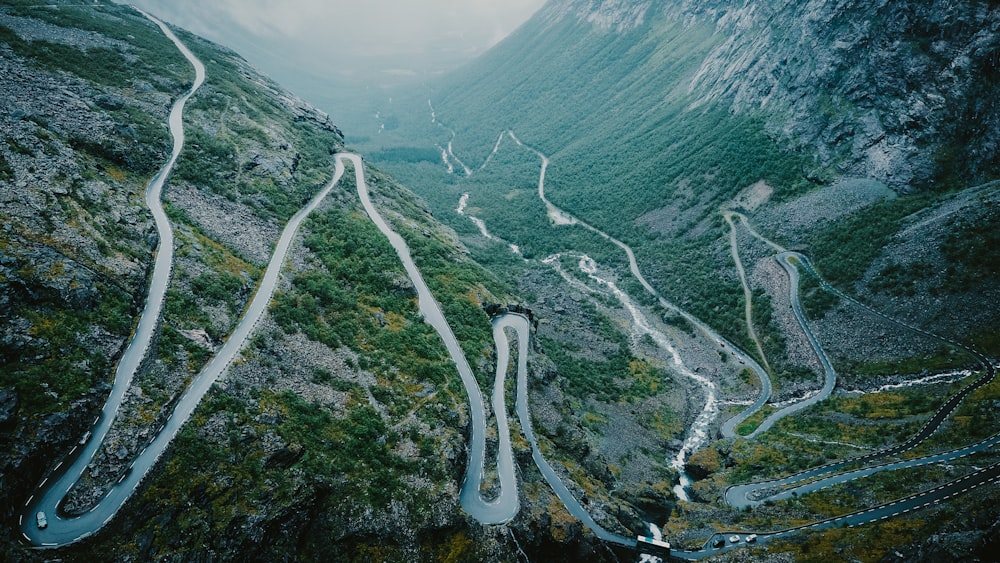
[127,1,545,93]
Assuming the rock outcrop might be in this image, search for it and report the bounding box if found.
[543,0,1000,191]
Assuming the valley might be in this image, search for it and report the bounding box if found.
[396,120,1000,557]
[344,3,1000,559]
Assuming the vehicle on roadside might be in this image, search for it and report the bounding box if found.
[36,511,47,529]
[746,534,757,543]
[729,535,740,543]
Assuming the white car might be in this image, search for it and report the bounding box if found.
[729,535,740,543]
[36,511,47,529]
[746,534,758,543]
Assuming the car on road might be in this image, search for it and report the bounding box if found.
[729,535,740,543]
[36,511,47,529]
[746,534,757,543]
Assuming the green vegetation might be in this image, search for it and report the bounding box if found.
[799,272,840,319]
[112,383,449,560]
[749,288,814,387]
[159,222,260,347]
[769,517,924,563]
[822,390,945,420]
[868,260,932,297]
[169,27,341,224]
[171,115,334,224]
[272,207,426,345]
[790,462,970,520]
[271,196,496,390]
[0,275,133,414]
[370,146,442,164]
[840,345,969,377]
[0,23,131,88]
[103,170,504,556]
[750,289,780,361]
[0,4,187,177]
[392,217,502,369]
[940,199,1000,289]
[805,193,936,287]
[920,373,1000,451]
[0,4,194,429]
[0,152,13,181]
[353,11,819,355]
[541,335,631,402]
[711,382,960,482]
[0,3,189,87]
[735,405,776,436]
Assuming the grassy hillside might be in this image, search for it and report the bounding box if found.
[353,9,814,354]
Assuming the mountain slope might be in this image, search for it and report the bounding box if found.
[358,0,1000,357]
[0,2,540,560]
[349,0,1000,559]
[426,0,1000,191]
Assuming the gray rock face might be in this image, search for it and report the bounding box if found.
[0,388,18,428]
[689,0,999,190]
[548,0,1000,191]
[541,0,656,31]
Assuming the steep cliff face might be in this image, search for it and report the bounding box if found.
[539,0,655,31]
[544,0,1000,191]
[685,0,1000,191]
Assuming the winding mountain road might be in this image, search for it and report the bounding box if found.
[498,313,635,547]
[347,154,519,524]
[23,24,996,555]
[742,252,838,436]
[334,148,1000,558]
[724,211,773,375]
[22,16,365,547]
[504,131,772,450]
[21,10,204,547]
[400,105,1000,556]
[672,459,1000,559]
[444,131,999,555]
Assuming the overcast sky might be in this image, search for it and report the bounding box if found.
[129,0,546,85]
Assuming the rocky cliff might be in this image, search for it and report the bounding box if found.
[541,0,1000,191]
